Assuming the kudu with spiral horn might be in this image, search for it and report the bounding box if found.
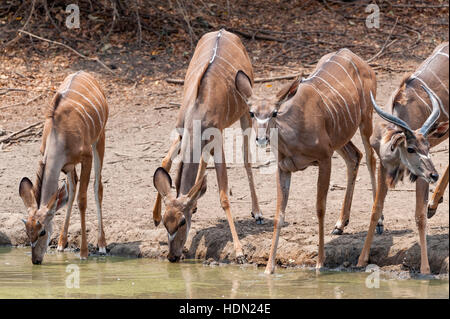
[358,50,449,274]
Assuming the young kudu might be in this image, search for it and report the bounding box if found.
[357,42,449,274]
[152,29,262,263]
[19,71,109,264]
[242,48,377,274]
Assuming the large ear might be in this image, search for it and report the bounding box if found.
[428,121,449,140]
[47,181,69,214]
[153,167,173,199]
[19,177,37,210]
[383,127,406,151]
[276,76,301,103]
[235,70,253,101]
[187,174,207,205]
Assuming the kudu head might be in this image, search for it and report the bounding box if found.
[236,73,301,147]
[371,86,448,186]
[153,167,207,262]
[19,177,68,264]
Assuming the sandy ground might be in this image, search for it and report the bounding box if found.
[0,66,448,275]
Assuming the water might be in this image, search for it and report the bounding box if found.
[0,246,447,299]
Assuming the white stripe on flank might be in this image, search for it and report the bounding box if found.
[216,55,238,73]
[321,68,357,107]
[327,60,359,93]
[414,45,448,77]
[76,82,106,124]
[65,97,96,130]
[437,52,449,58]
[73,106,90,129]
[410,77,448,118]
[77,73,107,120]
[66,89,103,128]
[302,82,338,131]
[429,69,449,95]
[315,75,355,125]
[336,54,367,109]
[410,87,431,112]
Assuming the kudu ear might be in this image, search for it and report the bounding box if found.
[428,121,449,140]
[19,177,37,210]
[383,128,406,152]
[276,76,301,103]
[235,71,253,101]
[153,167,173,199]
[187,174,207,205]
[47,181,69,214]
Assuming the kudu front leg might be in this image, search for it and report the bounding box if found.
[57,169,78,251]
[316,158,331,269]
[416,178,431,274]
[332,141,362,235]
[240,115,263,224]
[428,165,448,219]
[77,154,93,259]
[357,164,388,267]
[264,167,291,274]
[153,135,181,226]
[214,146,246,264]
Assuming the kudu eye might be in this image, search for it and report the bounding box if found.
[39,229,46,237]
[407,147,416,154]
[272,110,278,117]
[249,111,255,118]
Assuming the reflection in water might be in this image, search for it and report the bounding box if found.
[0,247,447,299]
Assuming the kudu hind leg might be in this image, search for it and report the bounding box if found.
[153,135,181,226]
[240,115,263,224]
[428,165,448,218]
[316,158,332,269]
[332,141,362,235]
[57,169,78,251]
[416,178,431,274]
[93,135,106,254]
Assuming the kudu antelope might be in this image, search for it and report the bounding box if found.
[152,29,262,263]
[357,42,449,274]
[19,71,109,264]
[243,48,378,274]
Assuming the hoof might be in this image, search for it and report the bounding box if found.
[264,266,274,275]
[331,227,343,235]
[427,206,437,219]
[251,212,264,225]
[438,196,444,204]
[236,255,247,264]
[98,247,107,255]
[376,224,384,235]
[154,219,161,227]
[57,246,65,252]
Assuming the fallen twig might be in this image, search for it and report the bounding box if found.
[0,121,43,144]
[17,30,114,74]
[366,17,399,63]
[0,93,44,110]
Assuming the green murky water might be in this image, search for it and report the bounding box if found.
[0,247,448,299]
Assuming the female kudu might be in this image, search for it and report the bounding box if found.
[357,42,449,274]
[152,29,262,263]
[240,48,377,273]
[19,71,109,264]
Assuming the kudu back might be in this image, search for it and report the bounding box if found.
[358,42,449,274]
[152,29,262,263]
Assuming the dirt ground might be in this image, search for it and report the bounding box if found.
[0,58,448,274]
